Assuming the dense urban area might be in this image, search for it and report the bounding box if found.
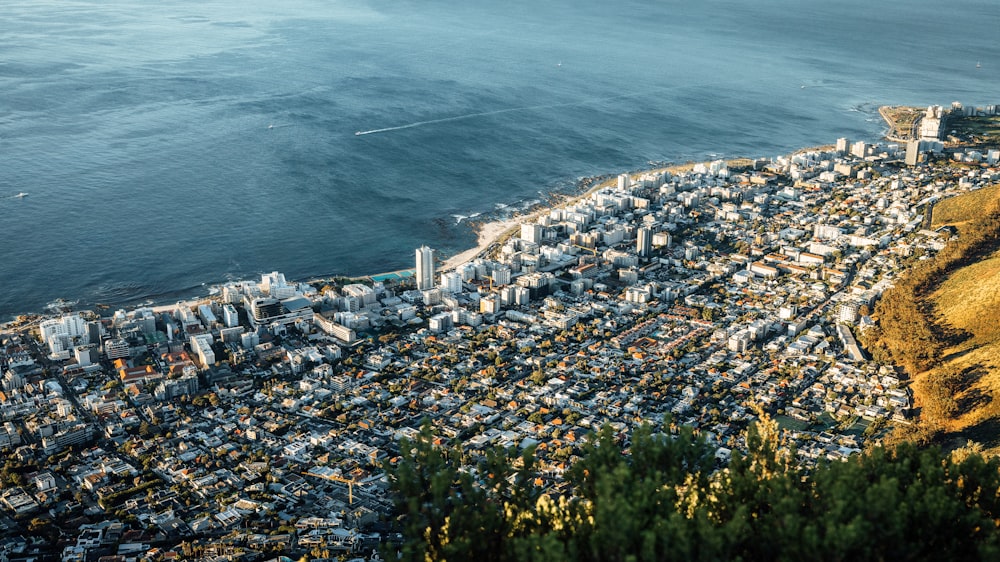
[2,103,1000,561]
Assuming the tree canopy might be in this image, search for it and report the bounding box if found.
[386,418,1000,561]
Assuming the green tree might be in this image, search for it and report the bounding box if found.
[386,420,542,562]
[388,415,1000,561]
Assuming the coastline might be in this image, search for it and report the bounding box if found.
[436,155,771,273]
[2,144,839,327]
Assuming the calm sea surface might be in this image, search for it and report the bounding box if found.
[2,0,998,318]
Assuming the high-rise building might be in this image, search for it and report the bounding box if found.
[492,265,512,287]
[637,227,652,258]
[222,304,240,328]
[247,297,282,323]
[905,140,920,166]
[416,246,436,291]
[850,141,868,159]
[521,223,542,245]
[189,334,216,369]
[919,105,945,139]
[39,314,90,355]
[261,271,296,299]
[440,271,463,294]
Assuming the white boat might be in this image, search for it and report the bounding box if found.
[15,192,27,198]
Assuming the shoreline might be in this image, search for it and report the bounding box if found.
[436,154,774,273]
[1,144,844,326]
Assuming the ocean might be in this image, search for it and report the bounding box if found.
[2,0,998,319]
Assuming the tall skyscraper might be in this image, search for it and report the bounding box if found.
[637,227,652,258]
[905,140,920,166]
[416,246,436,290]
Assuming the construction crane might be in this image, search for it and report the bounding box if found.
[328,474,356,506]
[305,471,358,506]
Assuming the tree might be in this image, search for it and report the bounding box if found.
[387,415,1000,561]
[386,420,542,562]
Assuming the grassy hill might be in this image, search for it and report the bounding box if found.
[931,183,1000,231]
[913,184,1000,450]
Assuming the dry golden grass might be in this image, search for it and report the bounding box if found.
[932,250,1000,343]
[931,183,1000,230]
[907,188,1000,449]
[914,248,1000,445]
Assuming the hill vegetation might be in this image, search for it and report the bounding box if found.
[863,183,1000,448]
[930,183,1000,230]
[386,418,1000,561]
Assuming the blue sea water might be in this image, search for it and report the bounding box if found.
[1,0,998,319]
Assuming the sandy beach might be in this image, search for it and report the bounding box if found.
[440,215,523,271]
[437,159,724,272]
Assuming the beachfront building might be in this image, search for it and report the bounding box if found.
[521,223,543,244]
[261,271,296,299]
[415,246,436,291]
[39,313,90,356]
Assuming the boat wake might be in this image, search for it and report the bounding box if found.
[354,83,718,137]
[354,105,548,136]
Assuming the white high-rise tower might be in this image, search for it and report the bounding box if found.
[416,246,436,291]
[637,227,652,258]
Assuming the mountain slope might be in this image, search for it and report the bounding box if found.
[913,184,1000,449]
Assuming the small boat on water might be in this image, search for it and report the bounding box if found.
[15,192,27,198]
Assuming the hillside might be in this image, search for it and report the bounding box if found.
[931,183,1000,231]
[912,184,1000,450]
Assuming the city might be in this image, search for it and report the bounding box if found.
[2,103,999,561]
